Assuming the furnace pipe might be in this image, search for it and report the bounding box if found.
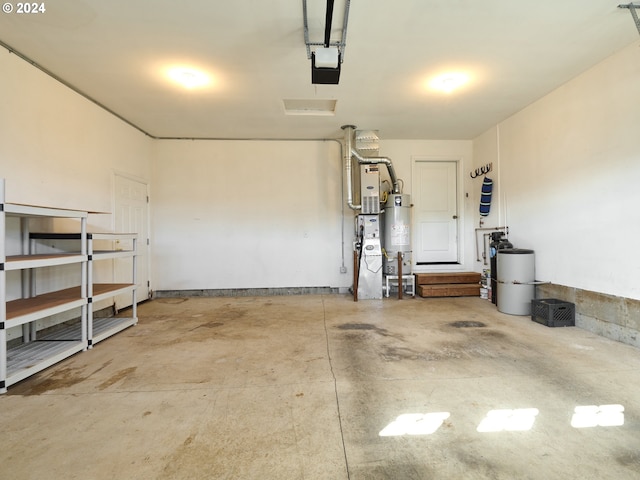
[341,124,401,209]
[350,149,401,194]
[341,125,361,210]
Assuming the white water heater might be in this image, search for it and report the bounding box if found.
[383,193,412,275]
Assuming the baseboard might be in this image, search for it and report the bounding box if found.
[537,283,640,348]
[154,286,340,298]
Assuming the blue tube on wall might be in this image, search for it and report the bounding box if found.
[479,177,493,216]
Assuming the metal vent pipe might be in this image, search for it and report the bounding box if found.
[341,125,360,210]
[341,124,401,210]
[350,149,400,194]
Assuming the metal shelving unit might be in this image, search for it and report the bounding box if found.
[0,180,88,394]
[87,232,137,346]
[29,232,138,347]
[0,179,138,393]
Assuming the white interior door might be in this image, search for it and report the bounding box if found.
[113,174,150,307]
[413,160,459,264]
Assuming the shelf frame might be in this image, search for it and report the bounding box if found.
[0,179,89,393]
[25,231,139,348]
[7,340,86,387]
[86,233,137,347]
[1,180,138,392]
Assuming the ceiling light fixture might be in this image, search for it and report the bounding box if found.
[166,67,211,90]
[428,72,470,94]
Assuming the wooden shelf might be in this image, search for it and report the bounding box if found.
[5,287,85,329]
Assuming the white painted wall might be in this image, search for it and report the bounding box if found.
[0,48,152,337]
[0,48,151,218]
[473,41,640,300]
[151,139,348,290]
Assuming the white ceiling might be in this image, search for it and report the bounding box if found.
[0,1,637,140]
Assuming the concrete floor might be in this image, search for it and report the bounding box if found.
[2,295,640,479]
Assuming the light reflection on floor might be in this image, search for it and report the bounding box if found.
[571,404,625,428]
[379,405,626,437]
[379,412,451,437]
[476,408,539,432]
